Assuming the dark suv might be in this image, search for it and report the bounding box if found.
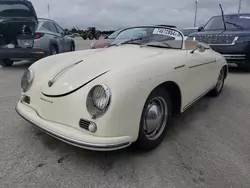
[188,13,250,70]
[0,0,47,67]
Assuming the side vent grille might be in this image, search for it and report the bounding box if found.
[22,96,31,104]
[79,119,91,130]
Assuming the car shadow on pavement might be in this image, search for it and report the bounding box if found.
[228,66,250,74]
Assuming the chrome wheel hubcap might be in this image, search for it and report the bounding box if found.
[216,69,224,91]
[143,97,168,140]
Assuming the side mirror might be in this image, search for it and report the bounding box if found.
[190,43,206,53]
[197,43,206,52]
[198,26,204,32]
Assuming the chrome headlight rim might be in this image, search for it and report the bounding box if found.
[86,84,111,119]
[21,68,34,92]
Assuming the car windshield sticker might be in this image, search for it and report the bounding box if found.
[153,28,179,37]
[239,16,250,19]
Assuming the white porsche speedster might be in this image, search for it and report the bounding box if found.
[16,26,228,151]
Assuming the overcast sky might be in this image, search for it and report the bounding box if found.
[30,0,250,30]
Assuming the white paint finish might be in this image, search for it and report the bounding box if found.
[17,41,227,150]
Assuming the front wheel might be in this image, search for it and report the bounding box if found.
[134,88,172,151]
[208,68,225,97]
[70,43,75,51]
[0,59,14,67]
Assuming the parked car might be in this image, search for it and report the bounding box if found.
[34,18,75,55]
[0,0,42,67]
[181,27,199,40]
[187,13,250,70]
[0,0,75,67]
[16,26,228,151]
[90,28,123,49]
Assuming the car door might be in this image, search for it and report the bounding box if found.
[54,22,71,52]
[181,47,217,110]
[47,22,66,52]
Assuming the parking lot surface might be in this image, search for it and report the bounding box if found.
[0,38,250,188]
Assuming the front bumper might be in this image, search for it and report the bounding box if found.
[0,47,48,61]
[210,42,250,66]
[222,54,248,65]
[16,101,131,151]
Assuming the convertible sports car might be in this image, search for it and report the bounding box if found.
[16,26,228,151]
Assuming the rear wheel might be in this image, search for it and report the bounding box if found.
[208,68,225,97]
[95,35,100,40]
[134,88,172,151]
[0,59,14,67]
[50,44,58,55]
[89,34,94,40]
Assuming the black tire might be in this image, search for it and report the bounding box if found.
[70,42,75,51]
[134,87,172,151]
[208,68,225,97]
[0,59,14,67]
[50,44,58,55]
[89,35,94,40]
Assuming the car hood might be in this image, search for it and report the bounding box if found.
[37,45,166,97]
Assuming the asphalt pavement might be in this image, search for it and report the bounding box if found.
[0,37,250,188]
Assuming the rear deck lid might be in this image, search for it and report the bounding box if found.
[0,0,38,23]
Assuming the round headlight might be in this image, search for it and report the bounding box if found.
[86,84,111,118]
[21,68,34,92]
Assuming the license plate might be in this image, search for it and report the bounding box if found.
[17,39,33,48]
[24,40,32,45]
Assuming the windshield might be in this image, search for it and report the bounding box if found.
[108,29,123,39]
[181,29,198,36]
[0,1,33,17]
[203,14,250,30]
[110,26,184,49]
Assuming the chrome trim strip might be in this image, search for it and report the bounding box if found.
[48,60,83,87]
[189,60,216,69]
[183,85,216,112]
[16,105,130,150]
[42,70,109,98]
[223,54,246,60]
[174,65,185,69]
[197,37,239,46]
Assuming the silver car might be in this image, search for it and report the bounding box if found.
[0,1,75,67]
[34,18,75,55]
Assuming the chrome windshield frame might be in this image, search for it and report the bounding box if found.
[113,25,185,50]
